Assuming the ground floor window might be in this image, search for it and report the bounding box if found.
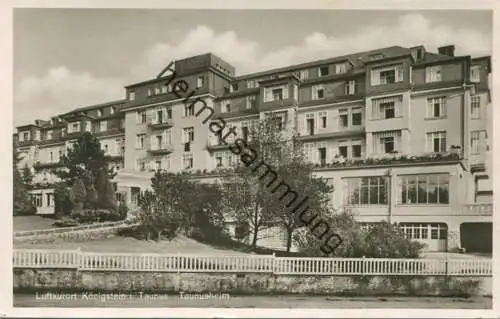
[32,194,42,207]
[398,223,447,240]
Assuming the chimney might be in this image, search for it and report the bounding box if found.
[438,45,455,57]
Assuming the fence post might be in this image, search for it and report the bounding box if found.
[272,252,276,274]
[76,247,81,269]
[361,256,365,276]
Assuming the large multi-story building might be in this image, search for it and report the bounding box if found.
[15,44,492,252]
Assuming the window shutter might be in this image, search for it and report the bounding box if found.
[396,65,404,82]
[265,88,272,102]
[395,177,402,204]
[370,70,378,85]
[395,98,402,117]
[283,86,289,99]
[442,98,447,116]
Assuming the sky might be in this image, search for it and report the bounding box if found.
[13,9,493,126]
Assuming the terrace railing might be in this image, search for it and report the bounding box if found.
[13,249,492,276]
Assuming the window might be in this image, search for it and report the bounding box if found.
[426,66,442,83]
[167,108,172,119]
[97,109,103,117]
[351,108,362,126]
[345,80,356,95]
[371,65,403,85]
[21,132,29,141]
[247,80,257,89]
[46,130,53,140]
[471,131,480,154]
[338,145,348,158]
[137,111,147,124]
[215,153,223,167]
[372,96,402,120]
[299,70,309,80]
[71,123,79,133]
[100,121,108,132]
[272,88,283,101]
[156,110,164,124]
[32,194,43,207]
[338,108,349,129]
[303,143,314,162]
[197,76,204,88]
[427,97,447,118]
[319,112,327,128]
[264,86,288,102]
[246,96,256,109]
[427,132,447,153]
[185,104,195,116]
[352,143,362,158]
[400,174,449,204]
[306,114,315,135]
[154,160,162,171]
[136,134,145,149]
[161,84,168,94]
[221,101,231,113]
[318,147,327,165]
[183,127,194,143]
[335,63,347,74]
[241,126,249,142]
[46,193,53,207]
[154,87,161,95]
[399,224,446,240]
[155,135,163,149]
[318,66,330,77]
[129,91,135,101]
[471,95,481,118]
[312,85,325,100]
[374,130,401,154]
[137,161,146,172]
[344,177,389,205]
[470,65,481,83]
[183,153,193,169]
[147,88,153,97]
[110,107,115,115]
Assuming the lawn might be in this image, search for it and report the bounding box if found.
[14,234,254,256]
[13,216,58,232]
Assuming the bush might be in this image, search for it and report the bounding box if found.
[295,210,424,258]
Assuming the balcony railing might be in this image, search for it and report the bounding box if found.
[147,143,174,155]
[463,203,492,215]
[33,160,63,170]
[148,119,174,130]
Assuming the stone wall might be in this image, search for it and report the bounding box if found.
[13,268,491,297]
[13,226,129,245]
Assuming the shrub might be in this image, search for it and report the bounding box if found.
[295,210,424,258]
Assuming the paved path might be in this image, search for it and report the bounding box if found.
[14,293,492,308]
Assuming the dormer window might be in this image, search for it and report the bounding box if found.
[335,63,348,74]
[426,66,442,83]
[318,66,330,77]
[470,65,481,83]
[221,101,231,113]
[129,91,135,100]
[147,88,153,97]
[22,132,29,141]
[299,70,309,80]
[110,106,115,115]
[47,130,53,140]
[197,76,204,88]
[97,109,103,117]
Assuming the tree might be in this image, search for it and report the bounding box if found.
[55,132,114,185]
[69,178,87,217]
[221,117,333,252]
[13,140,35,216]
[53,182,72,217]
[21,164,33,189]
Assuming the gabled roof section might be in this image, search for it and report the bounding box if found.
[235,46,411,80]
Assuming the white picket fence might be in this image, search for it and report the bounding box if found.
[14,221,136,238]
[12,249,492,276]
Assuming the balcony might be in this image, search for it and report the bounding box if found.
[463,203,492,216]
[147,143,174,155]
[297,127,364,142]
[206,139,231,151]
[148,119,174,130]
